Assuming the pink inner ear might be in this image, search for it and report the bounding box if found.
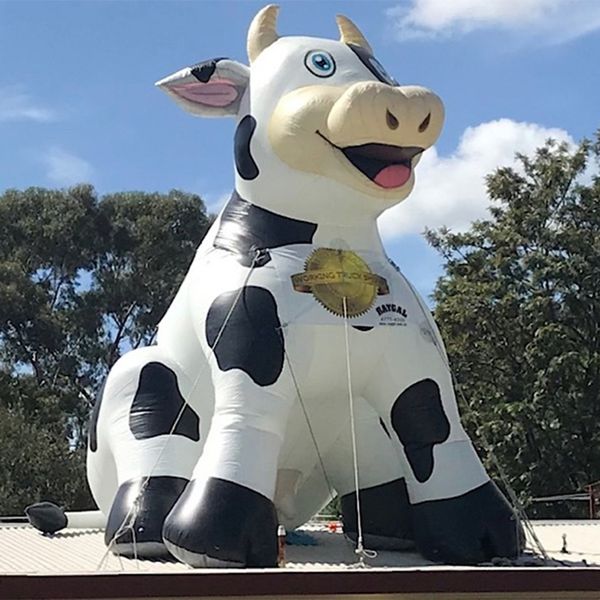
[169,78,239,108]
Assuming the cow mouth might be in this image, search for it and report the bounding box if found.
[317,131,424,189]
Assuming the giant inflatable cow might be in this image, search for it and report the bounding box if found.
[27,5,521,568]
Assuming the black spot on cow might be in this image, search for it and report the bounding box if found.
[105,476,189,558]
[129,362,200,442]
[89,379,107,452]
[347,44,398,86]
[234,115,259,180]
[391,379,450,483]
[163,477,278,568]
[206,286,284,387]
[352,325,373,332]
[341,478,413,550]
[214,191,317,266]
[190,57,228,83]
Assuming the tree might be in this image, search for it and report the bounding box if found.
[0,405,89,515]
[0,186,210,514]
[426,132,600,517]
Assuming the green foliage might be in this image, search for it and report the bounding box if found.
[0,405,89,515]
[0,186,210,514]
[322,495,341,517]
[426,132,600,517]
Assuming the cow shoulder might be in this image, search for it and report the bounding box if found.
[205,285,284,386]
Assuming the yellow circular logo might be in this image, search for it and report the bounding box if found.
[291,248,389,317]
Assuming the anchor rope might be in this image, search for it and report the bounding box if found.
[98,252,259,570]
[342,297,377,566]
[279,340,338,506]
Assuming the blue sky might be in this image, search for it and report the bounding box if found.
[1,0,599,299]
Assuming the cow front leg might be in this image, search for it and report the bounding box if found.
[163,379,293,568]
[163,285,293,568]
[391,378,521,564]
[367,328,522,564]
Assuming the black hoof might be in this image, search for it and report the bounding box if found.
[411,481,523,564]
[341,479,414,550]
[105,476,188,559]
[25,502,67,534]
[163,477,278,568]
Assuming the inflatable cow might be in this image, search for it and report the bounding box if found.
[28,5,521,567]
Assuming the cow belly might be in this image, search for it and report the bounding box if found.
[274,323,392,526]
[281,323,388,397]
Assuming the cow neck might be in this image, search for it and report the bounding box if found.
[311,220,386,255]
[213,191,317,262]
[214,191,387,263]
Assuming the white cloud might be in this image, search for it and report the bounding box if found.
[43,147,94,186]
[379,118,574,239]
[388,0,600,43]
[0,86,57,123]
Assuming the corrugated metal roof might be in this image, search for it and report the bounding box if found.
[0,521,598,576]
[0,523,433,575]
[524,520,600,563]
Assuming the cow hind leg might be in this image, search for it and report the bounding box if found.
[91,346,203,558]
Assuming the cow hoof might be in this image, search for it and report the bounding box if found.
[163,477,278,568]
[105,476,188,559]
[411,481,523,564]
[341,478,414,550]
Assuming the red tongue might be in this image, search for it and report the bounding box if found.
[373,164,411,189]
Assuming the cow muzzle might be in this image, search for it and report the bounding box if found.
[327,81,443,146]
[322,81,443,190]
[268,80,444,201]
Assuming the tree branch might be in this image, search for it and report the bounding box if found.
[107,302,136,367]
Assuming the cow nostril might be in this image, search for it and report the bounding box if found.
[418,112,431,133]
[386,109,399,130]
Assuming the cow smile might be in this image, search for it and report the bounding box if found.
[317,131,424,189]
[342,143,424,189]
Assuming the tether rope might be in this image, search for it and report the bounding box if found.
[342,297,377,566]
[279,338,338,506]
[98,252,259,570]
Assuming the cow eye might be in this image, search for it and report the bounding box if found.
[305,50,336,78]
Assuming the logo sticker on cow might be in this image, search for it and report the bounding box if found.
[291,248,389,317]
[376,302,409,326]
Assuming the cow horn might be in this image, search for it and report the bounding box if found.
[336,14,372,54]
[247,4,280,63]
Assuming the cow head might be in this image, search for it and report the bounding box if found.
[157,5,444,224]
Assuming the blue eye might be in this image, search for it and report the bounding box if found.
[305,50,336,77]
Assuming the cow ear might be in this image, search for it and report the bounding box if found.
[155,59,249,118]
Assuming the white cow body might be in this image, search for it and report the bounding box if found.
[73,5,522,568]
